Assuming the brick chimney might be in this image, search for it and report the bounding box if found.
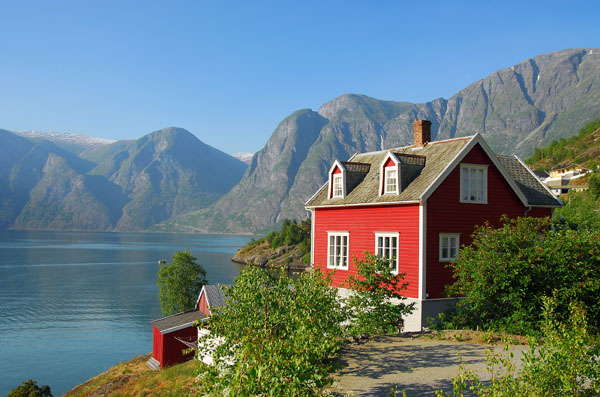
[413,120,432,146]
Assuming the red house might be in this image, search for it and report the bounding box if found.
[305,120,562,331]
[148,285,226,369]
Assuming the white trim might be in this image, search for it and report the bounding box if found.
[326,231,349,269]
[420,134,529,207]
[374,232,400,274]
[195,285,206,306]
[379,152,400,196]
[439,233,460,262]
[306,200,420,210]
[310,209,315,266]
[419,202,426,301]
[162,317,208,335]
[514,155,563,207]
[459,163,488,204]
[328,160,347,199]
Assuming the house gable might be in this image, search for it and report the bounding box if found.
[419,134,528,207]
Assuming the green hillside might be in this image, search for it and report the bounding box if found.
[526,118,600,171]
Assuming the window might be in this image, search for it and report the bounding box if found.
[384,167,398,194]
[460,164,487,203]
[375,232,399,273]
[327,232,348,269]
[332,174,343,198]
[439,234,459,261]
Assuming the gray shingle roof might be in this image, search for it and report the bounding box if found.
[152,310,207,333]
[203,284,227,309]
[306,137,472,207]
[496,155,562,207]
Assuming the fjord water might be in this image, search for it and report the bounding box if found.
[0,230,250,395]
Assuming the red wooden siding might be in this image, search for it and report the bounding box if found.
[153,324,198,368]
[314,204,420,298]
[383,157,396,167]
[161,326,198,368]
[333,165,342,174]
[425,143,553,298]
[197,291,211,316]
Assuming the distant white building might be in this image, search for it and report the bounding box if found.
[543,164,591,195]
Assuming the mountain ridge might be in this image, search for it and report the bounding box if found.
[0,127,247,231]
[175,48,600,233]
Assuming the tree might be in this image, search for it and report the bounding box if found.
[195,267,345,396]
[588,172,600,198]
[345,253,414,336]
[8,380,52,397]
[441,216,600,334]
[554,190,600,230]
[157,249,207,316]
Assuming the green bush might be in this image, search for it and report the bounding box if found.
[195,267,345,396]
[345,253,414,336]
[8,380,52,397]
[441,216,600,334]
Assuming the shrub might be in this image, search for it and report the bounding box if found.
[345,253,414,336]
[442,216,600,334]
[437,295,600,396]
[8,380,52,397]
[195,267,345,396]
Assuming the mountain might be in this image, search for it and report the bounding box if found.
[182,48,600,233]
[12,130,115,154]
[232,152,255,165]
[0,127,247,231]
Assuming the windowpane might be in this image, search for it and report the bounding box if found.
[461,165,486,203]
[440,234,459,260]
[328,233,348,268]
[333,174,343,197]
[385,167,397,193]
[375,234,398,272]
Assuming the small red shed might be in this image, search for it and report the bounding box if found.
[305,120,563,331]
[151,310,206,368]
[149,285,227,370]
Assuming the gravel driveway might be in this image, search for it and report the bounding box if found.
[330,334,528,396]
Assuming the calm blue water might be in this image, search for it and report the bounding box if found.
[0,230,250,396]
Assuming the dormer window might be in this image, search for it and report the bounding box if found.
[328,160,347,199]
[333,174,343,198]
[380,152,400,195]
[385,167,398,194]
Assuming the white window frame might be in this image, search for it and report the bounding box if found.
[439,233,460,262]
[332,174,344,198]
[460,163,488,204]
[375,232,399,274]
[384,167,399,195]
[327,232,349,269]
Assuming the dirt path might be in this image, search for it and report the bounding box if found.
[330,334,528,396]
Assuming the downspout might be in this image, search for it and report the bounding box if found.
[524,205,532,217]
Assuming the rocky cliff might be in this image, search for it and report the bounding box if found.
[182,48,600,233]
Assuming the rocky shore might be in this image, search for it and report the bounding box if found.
[231,240,310,271]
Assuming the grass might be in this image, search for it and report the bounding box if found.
[65,354,200,397]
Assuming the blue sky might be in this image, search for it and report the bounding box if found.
[1,1,599,154]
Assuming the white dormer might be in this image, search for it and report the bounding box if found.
[379,152,400,195]
[329,160,347,199]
